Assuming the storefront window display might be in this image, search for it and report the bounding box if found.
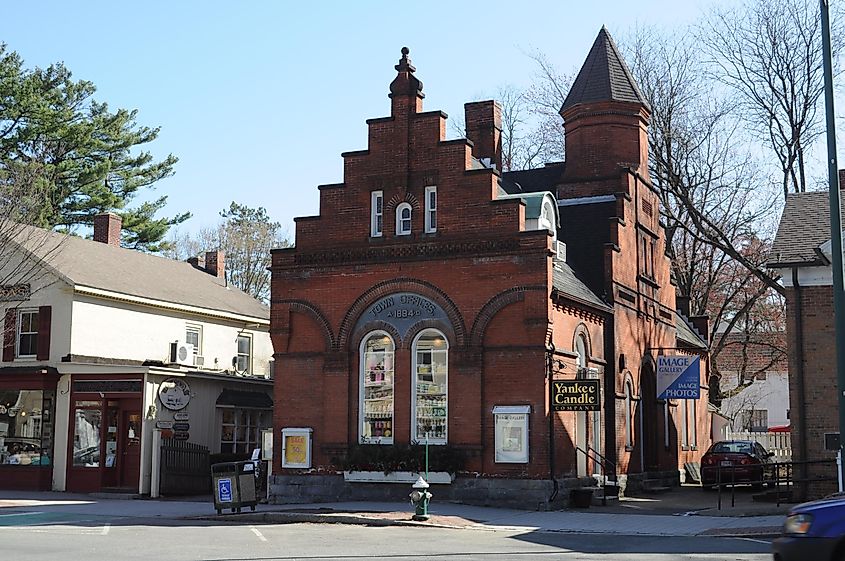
[360,332,395,443]
[72,401,102,467]
[220,408,269,454]
[0,390,55,466]
[412,329,448,444]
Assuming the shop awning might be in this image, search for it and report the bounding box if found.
[215,389,273,409]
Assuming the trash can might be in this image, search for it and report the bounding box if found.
[212,461,258,514]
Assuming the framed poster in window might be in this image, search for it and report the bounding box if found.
[281,427,312,468]
[493,405,530,463]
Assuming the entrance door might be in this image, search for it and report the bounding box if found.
[119,411,141,490]
[641,362,659,471]
[575,336,588,477]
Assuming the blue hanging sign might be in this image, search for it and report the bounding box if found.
[656,356,700,400]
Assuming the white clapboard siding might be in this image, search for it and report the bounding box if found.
[725,430,792,462]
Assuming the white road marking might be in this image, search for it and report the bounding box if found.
[0,511,45,518]
[733,537,772,545]
[250,526,267,542]
[101,523,110,535]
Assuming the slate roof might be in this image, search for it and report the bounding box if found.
[552,263,611,312]
[12,225,269,320]
[502,163,565,194]
[675,312,708,350]
[561,26,650,112]
[770,191,844,267]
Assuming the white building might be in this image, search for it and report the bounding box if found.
[0,214,273,494]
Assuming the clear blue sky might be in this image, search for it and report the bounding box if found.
[2,0,740,240]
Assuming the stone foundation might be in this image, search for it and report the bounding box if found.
[269,473,599,510]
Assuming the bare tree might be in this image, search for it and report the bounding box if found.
[699,0,842,198]
[165,203,290,303]
[624,25,787,405]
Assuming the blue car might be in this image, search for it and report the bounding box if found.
[773,494,845,561]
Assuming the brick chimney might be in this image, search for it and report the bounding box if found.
[465,100,502,171]
[93,212,122,247]
[204,250,225,279]
[676,294,691,317]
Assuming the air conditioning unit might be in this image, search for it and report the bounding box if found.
[169,342,195,366]
[553,240,567,262]
[194,355,205,368]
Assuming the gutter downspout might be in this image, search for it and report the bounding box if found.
[792,267,809,498]
[547,343,559,504]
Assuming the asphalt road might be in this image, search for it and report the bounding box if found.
[0,510,773,561]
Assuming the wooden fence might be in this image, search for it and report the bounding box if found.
[725,430,792,461]
[159,440,211,496]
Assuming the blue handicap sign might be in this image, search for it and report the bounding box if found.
[217,478,233,502]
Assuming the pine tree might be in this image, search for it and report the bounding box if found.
[0,43,188,251]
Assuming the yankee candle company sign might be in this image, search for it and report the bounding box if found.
[656,355,701,399]
[552,380,600,411]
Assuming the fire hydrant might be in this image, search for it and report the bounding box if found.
[409,475,432,521]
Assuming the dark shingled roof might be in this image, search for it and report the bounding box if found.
[675,312,708,350]
[502,163,565,194]
[770,191,844,267]
[552,263,611,312]
[562,26,649,112]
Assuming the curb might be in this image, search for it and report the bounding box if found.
[188,510,784,538]
[189,511,473,530]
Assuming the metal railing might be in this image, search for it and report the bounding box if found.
[711,458,837,510]
[575,445,618,506]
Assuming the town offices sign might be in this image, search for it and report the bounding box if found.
[355,292,449,340]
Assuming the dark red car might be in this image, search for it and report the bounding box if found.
[700,440,774,489]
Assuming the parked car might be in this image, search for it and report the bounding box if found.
[700,440,774,489]
[772,494,845,561]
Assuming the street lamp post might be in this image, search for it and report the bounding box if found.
[821,0,845,491]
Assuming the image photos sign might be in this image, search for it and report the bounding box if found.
[656,356,700,400]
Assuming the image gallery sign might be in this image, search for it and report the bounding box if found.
[552,380,600,411]
[656,355,701,399]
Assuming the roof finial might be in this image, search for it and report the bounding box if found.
[389,46,424,99]
[395,46,415,73]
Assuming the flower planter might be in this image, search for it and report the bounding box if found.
[570,488,594,508]
[343,470,454,484]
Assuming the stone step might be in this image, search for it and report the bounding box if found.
[642,479,673,493]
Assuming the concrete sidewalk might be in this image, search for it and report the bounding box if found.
[0,490,786,537]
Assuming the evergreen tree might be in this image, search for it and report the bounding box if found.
[0,43,188,251]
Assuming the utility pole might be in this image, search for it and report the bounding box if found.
[821,0,845,490]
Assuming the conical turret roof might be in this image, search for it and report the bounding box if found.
[561,26,649,113]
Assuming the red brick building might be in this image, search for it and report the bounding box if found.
[270,30,711,508]
[770,181,845,497]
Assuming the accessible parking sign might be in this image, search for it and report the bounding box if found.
[656,356,700,399]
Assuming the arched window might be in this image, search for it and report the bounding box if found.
[624,379,634,449]
[540,198,557,243]
[360,331,395,443]
[575,333,601,457]
[412,329,448,444]
[396,203,412,235]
